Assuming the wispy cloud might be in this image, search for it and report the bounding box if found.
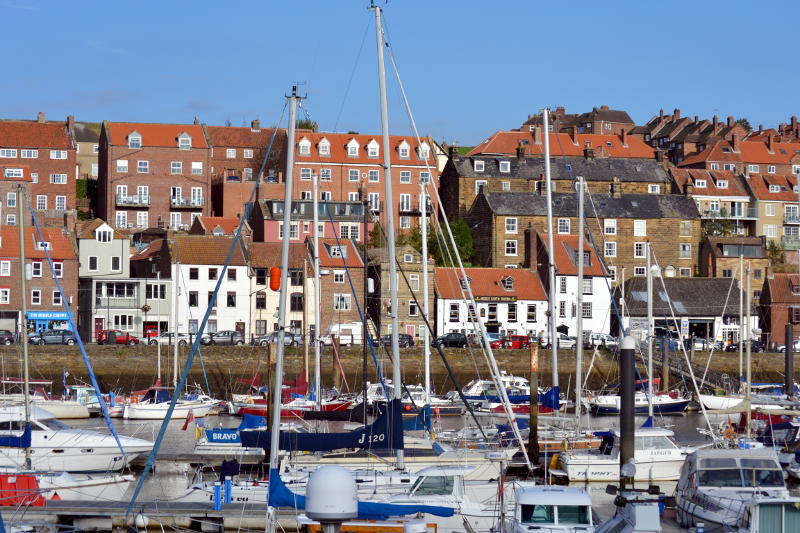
[3,2,41,11]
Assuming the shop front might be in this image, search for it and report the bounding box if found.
[26,310,73,334]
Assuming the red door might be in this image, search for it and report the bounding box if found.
[94,318,104,341]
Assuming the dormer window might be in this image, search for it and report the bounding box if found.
[36,241,51,250]
[367,139,379,158]
[96,229,112,243]
[694,179,707,188]
[716,180,728,189]
[128,133,141,149]
[298,138,311,156]
[418,142,430,159]
[3,168,23,178]
[459,277,470,290]
[721,146,731,153]
[327,244,346,258]
[318,138,330,156]
[474,160,484,172]
[769,185,781,193]
[499,161,511,173]
[347,139,359,157]
[177,133,192,150]
[398,141,410,159]
[501,276,514,291]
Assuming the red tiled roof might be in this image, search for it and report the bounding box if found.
[173,235,246,265]
[467,130,655,159]
[0,120,72,149]
[434,267,547,300]
[248,242,306,269]
[196,216,248,235]
[106,122,208,148]
[293,132,435,167]
[671,169,749,197]
[132,239,166,260]
[765,273,800,304]
[540,234,607,276]
[206,126,282,148]
[747,173,798,201]
[680,139,800,167]
[314,238,364,268]
[77,218,128,240]
[0,227,74,260]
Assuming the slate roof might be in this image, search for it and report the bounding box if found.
[77,218,128,240]
[671,169,750,198]
[73,122,101,143]
[435,267,547,301]
[173,235,246,266]
[105,122,209,148]
[0,119,72,149]
[482,192,700,219]
[451,155,667,183]
[619,277,741,317]
[468,131,654,159]
[540,234,607,276]
[764,273,800,305]
[0,227,75,260]
[747,173,798,201]
[248,242,306,269]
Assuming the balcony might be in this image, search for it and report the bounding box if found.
[782,236,800,250]
[171,197,204,208]
[398,202,434,217]
[700,207,758,220]
[116,194,150,207]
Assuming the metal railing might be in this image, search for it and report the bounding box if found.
[782,236,800,250]
[116,194,150,206]
[170,197,205,208]
[700,207,758,219]
[784,215,800,224]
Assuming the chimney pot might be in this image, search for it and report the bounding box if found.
[712,115,718,130]
[251,119,260,130]
[193,116,199,125]
[727,116,734,128]
[759,124,764,134]
[673,108,681,120]
[659,108,664,120]
[36,112,45,123]
[601,105,609,111]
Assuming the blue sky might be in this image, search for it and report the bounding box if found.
[2,1,797,145]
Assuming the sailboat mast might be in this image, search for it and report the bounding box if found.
[373,5,403,470]
[745,261,752,439]
[739,254,744,381]
[575,177,584,426]
[646,242,654,419]
[157,271,161,382]
[421,180,431,405]
[313,170,321,410]
[269,87,299,472]
[173,258,180,387]
[543,108,558,387]
[17,184,31,470]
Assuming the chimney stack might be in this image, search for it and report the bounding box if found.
[448,145,459,159]
[731,134,740,153]
[685,182,694,198]
[611,176,621,198]
[758,124,764,134]
[36,112,45,123]
[712,115,718,132]
[66,115,74,134]
[584,141,595,162]
[727,116,734,128]
[792,116,798,129]
[768,134,775,154]
[673,108,681,121]
[251,119,260,130]
[694,116,699,124]
[601,105,609,111]
[193,116,199,125]
[621,129,628,147]
[659,108,664,121]
[533,125,543,145]
[516,141,525,160]
[570,126,579,146]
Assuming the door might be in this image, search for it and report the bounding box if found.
[116,185,127,202]
[171,186,182,204]
[94,318,104,340]
[137,185,149,204]
[235,321,245,337]
[191,187,203,207]
[170,212,181,229]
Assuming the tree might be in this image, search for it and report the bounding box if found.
[396,226,422,253]
[734,118,752,133]
[368,222,385,249]
[296,118,317,132]
[429,218,474,266]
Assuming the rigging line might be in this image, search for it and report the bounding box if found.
[179,272,212,396]
[27,207,126,458]
[374,222,488,439]
[126,102,287,518]
[321,200,389,400]
[333,12,373,132]
[699,275,736,386]
[649,247,716,439]
[385,47,527,457]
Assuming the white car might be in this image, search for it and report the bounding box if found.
[147,332,209,346]
[542,333,577,350]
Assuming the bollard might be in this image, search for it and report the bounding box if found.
[213,482,222,510]
[224,478,232,504]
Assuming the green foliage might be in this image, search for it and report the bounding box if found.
[297,118,317,131]
[369,222,385,249]
[77,209,92,221]
[429,218,473,266]
[767,240,783,264]
[76,179,88,199]
[734,118,752,133]
[396,226,422,253]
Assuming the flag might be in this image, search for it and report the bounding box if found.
[182,410,195,431]
[195,425,202,440]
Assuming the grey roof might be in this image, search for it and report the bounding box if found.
[73,122,101,143]
[619,277,741,317]
[482,191,700,220]
[451,155,667,183]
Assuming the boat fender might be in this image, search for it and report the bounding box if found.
[723,426,736,440]
[549,453,560,470]
[560,439,569,453]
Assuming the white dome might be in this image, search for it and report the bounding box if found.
[305,466,358,522]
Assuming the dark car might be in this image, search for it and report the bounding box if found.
[725,341,766,353]
[208,330,245,346]
[432,332,468,348]
[378,334,415,348]
[29,329,77,346]
[96,329,140,345]
[0,329,14,345]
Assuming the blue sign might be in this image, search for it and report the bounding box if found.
[26,311,70,320]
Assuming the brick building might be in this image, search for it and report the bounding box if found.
[189,215,252,239]
[0,113,77,226]
[0,165,32,226]
[759,273,800,347]
[310,238,364,335]
[73,122,101,180]
[521,105,635,136]
[467,191,701,284]
[367,245,435,338]
[670,169,758,236]
[250,198,371,244]
[679,137,800,176]
[440,144,670,220]
[206,122,286,218]
[98,121,212,231]
[745,173,800,249]
[0,226,78,335]
[699,236,768,307]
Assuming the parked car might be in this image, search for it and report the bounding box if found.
[541,333,577,350]
[654,336,680,351]
[504,335,531,349]
[725,341,766,353]
[0,330,15,345]
[148,332,192,346]
[378,334,414,348]
[207,330,245,346]
[320,323,363,346]
[432,332,468,348]
[683,337,721,352]
[29,329,77,346]
[96,330,140,346]
[252,332,303,346]
[776,340,800,353]
[583,333,618,350]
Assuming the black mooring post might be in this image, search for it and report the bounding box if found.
[786,324,794,398]
[619,336,636,491]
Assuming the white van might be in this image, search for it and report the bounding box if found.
[320,322,363,346]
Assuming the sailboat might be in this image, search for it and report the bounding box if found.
[0,376,90,419]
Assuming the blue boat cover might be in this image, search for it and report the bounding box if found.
[267,468,454,519]
[240,399,404,452]
[0,424,31,448]
[402,404,431,431]
[640,416,654,428]
[239,413,267,429]
[464,386,560,410]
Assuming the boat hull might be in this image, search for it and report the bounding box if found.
[560,455,685,482]
[123,402,212,420]
[589,399,690,415]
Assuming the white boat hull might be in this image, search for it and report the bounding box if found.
[32,400,90,419]
[123,402,212,420]
[698,394,784,411]
[37,472,134,501]
[561,454,685,482]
